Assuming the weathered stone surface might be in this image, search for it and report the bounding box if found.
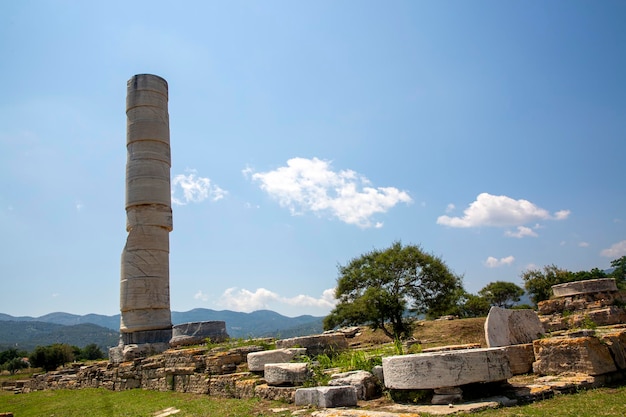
[264,363,309,386]
[328,370,380,400]
[382,348,512,390]
[275,333,348,356]
[422,343,481,353]
[295,386,358,408]
[500,343,535,375]
[254,384,297,402]
[532,336,617,376]
[170,321,229,347]
[120,74,173,343]
[552,279,618,298]
[371,365,384,385]
[601,329,626,370]
[485,307,545,348]
[246,348,306,372]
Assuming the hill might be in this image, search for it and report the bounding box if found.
[0,321,119,352]
[0,309,324,351]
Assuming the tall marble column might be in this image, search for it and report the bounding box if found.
[119,74,173,345]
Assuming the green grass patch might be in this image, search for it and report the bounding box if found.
[0,388,293,417]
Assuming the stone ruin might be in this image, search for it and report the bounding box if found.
[7,277,626,413]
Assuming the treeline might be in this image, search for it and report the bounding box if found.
[0,343,105,374]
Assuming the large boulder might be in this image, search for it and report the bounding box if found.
[485,307,545,348]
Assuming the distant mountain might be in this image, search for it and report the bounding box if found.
[0,309,324,349]
[0,321,119,352]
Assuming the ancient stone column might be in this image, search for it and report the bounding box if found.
[119,74,173,345]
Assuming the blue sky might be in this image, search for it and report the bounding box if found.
[1,1,625,318]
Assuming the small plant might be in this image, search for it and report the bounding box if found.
[580,315,597,330]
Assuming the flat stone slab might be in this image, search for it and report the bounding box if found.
[276,333,348,356]
[247,348,306,372]
[485,307,545,347]
[552,278,617,298]
[295,386,358,408]
[328,370,380,400]
[382,347,512,390]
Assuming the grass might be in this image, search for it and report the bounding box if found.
[0,388,295,417]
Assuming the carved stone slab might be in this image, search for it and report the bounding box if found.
[264,363,309,386]
[552,278,617,298]
[275,333,348,356]
[382,347,512,390]
[485,307,545,347]
[295,386,358,408]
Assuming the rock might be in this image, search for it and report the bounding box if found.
[382,347,512,390]
[371,365,384,385]
[170,321,229,347]
[328,370,380,400]
[247,348,307,372]
[552,278,617,297]
[422,343,481,353]
[532,336,617,376]
[264,363,310,386]
[254,384,298,402]
[275,333,348,357]
[601,329,626,370]
[499,343,535,375]
[295,386,358,408]
[485,307,545,348]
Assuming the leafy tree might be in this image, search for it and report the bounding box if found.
[78,344,105,361]
[0,348,26,366]
[458,293,492,317]
[521,265,573,305]
[323,241,463,341]
[610,256,626,289]
[29,344,75,371]
[478,281,525,309]
[3,357,28,374]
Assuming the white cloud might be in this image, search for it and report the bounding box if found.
[601,240,626,258]
[171,170,227,205]
[75,201,84,211]
[437,193,570,228]
[194,290,209,302]
[445,203,455,213]
[248,157,412,228]
[484,256,515,268]
[578,242,590,248]
[505,226,538,238]
[218,287,337,313]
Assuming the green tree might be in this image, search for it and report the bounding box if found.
[79,344,105,361]
[458,293,492,317]
[323,241,463,341]
[610,256,626,289]
[29,344,75,371]
[0,348,26,366]
[521,265,573,305]
[3,357,28,374]
[478,281,525,309]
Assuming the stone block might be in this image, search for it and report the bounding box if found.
[432,386,463,404]
[295,386,358,408]
[382,347,512,390]
[500,343,535,375]
[246,348,307,372]
[552,278,617,298]
[264,363,309,386]
[254,384,297,402]
[328,370,380,400]
[485,307,545,347]
[275,333,348,356]
[532,336,617,376]
[601,330,626,370]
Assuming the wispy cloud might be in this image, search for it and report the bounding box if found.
[437,193,570,233]
[484,256,515,268]
[171,170,227,205]
[194,290,209,302]
[600,240,626,258]
[505,226,538,239]
[247,157,412,228]
[217,287,337,313]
